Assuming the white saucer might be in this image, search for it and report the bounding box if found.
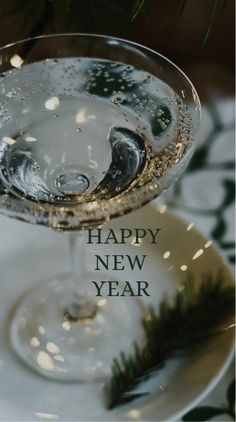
[0,203,234,421]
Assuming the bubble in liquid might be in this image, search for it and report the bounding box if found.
[55,170,90,196]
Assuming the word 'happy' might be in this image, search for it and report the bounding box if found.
[87,228,161,244]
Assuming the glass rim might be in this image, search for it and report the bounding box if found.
[0,32,201,115]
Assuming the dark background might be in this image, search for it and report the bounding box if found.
[0,0,234,101]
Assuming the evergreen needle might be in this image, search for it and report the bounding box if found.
[106,272,235,410]
[130,0,146,23]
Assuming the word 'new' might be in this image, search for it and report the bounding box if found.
[87,228,161,244]
[95,254,146,271]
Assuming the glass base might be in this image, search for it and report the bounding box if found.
[10,274,144,381]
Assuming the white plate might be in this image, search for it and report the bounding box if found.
[0,203,234,421]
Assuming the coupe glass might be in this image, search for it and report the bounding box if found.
[0,34,200,381]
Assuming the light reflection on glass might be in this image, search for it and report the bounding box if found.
[25,136,37,142]
[192,248,204,260]
[36,351,55,371]
[204,240,213,248]
[53,354,64,362]
[108,40,119,46]
[131,236,142,246]
[163,251,170,259]
[35,412,59,420]
[30,337,40,347]
[62,321,71,331]
[97,298,107,307]
[187,222,194,231]
[75,110,86,123]
[45,96,60,111]
[75,110,96,123]
[3,136,16,145]
[88,144,98,168]
[156,204,167,214]
[127,409,142,419]
[38,326,46,335]
[222,323,236,331]
[10,54,24,68]
[46,342,60,354]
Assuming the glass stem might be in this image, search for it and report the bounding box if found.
[69,233,87,301]
[65,233,97,322]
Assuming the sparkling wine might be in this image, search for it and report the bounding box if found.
[0,57,193,216]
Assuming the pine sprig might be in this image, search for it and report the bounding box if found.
[130,0,146,22]
[106,272,235,410]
